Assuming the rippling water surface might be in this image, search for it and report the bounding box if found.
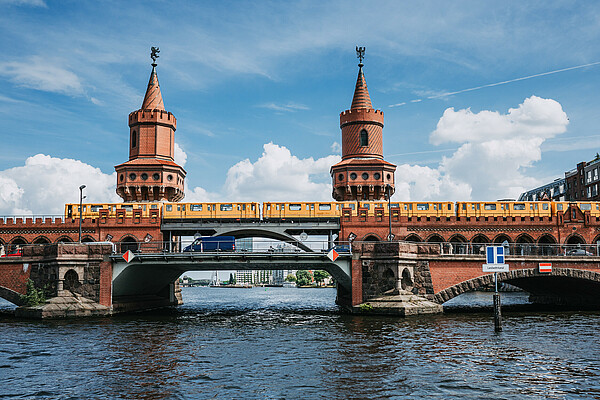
[1,288,599,399]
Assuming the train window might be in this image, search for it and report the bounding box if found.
[208,205,212,211]
[182,205,185,211]
[266,205,271,211]
[513,203,526,210]
[557,204,563,210]
[484,204,496,210]
[191,204,202,211]
[476,204,480,210]
[91,205,103,212]
[433,204,437,210]
[580,203,592,210]
[542,203,549,210]
[252,204,256,210]
[143,205,147,211]
[289,204,302,211]
[166,205,172,211]
[448,204,452,210]
[221,204,233,211]
[391,203,399,208]
[409,204,412,210]
[438,203,442,210]
[363,204,370,210]
[417,204,429,211]
[462,204,466,210]
[319,204,332,211]
[242,204,246,211]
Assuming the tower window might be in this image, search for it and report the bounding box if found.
[360,129,368,147]
[131,131,137,148]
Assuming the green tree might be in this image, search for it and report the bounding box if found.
[313,270,330,287]
[20,279,46,307]
[296,270,313,287]
[285,274,296,282]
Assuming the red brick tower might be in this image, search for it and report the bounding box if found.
[115,48,186,202]
[331,47,396,201]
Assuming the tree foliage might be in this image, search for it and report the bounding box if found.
[20,279,46,307]
[296,270,313,286]
[313,270,330,286]
[285,274,296,282]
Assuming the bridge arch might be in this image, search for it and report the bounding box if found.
[119,236,139,253]
[208,228,314,252]
[81,236,96,243]
[538,234,557,255]
[515,234,534,256]
[363,234,381,242]
[0,286,24,306]
[404,234,422,242]
[33,236,51,244]
[56,236,74,243]
[9,236,27,252]
[449,234,468,254]
[434,268,600,304]
[426,234,445,243]
[565,233,585,245]
[471,234,489,255]
[492,233,511,245]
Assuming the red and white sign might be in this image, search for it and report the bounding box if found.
[122,250,135,263]
[327,249,339,262]
[539,262,552,273]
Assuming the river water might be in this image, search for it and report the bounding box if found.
[1,288,599,399]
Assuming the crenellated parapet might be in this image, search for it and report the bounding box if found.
[128,109,177,130]
[340,108,384,128]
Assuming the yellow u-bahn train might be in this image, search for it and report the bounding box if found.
[64,200,600,221]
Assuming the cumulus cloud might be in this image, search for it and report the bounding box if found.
[223,142,339,201]
[0,154,119,215]
[174,142,187,168]
[396,96,569,201]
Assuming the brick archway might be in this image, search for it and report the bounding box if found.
[33,236,51,244]
[434,268,600,304]
[404,234,422,242]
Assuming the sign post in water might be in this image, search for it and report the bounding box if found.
[483,246,509,332]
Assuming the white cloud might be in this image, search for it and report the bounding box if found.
[0,154,119,215]
[0,0,47,7]
[330,141,341,154]
[223,142,339,201]
[396,96,569,201]
[430,96,568,145]
[174,142,187,168]
[0,56,84,96]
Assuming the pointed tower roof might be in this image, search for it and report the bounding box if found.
[141,64,165,111]
[350,64,373,110]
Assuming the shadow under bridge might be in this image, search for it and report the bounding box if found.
[110,252,352,298]
[161,221,341,253]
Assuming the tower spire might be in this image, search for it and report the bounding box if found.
[141,47,165,111]
[350,46,372,110]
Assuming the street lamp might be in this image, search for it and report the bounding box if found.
[78,185,86,243]
[386,184,394,241]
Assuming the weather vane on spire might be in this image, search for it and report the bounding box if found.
[356,46,365,65]
[150,46,160,66]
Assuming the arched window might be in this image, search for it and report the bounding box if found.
[131,131,137,148]
[360,129,368,147]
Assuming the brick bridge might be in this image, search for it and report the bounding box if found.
[1,239,599,317]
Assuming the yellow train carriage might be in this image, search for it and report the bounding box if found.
[356,201,453,217]
[162,202,260,220]
[551,201,600,217]
[455,201,552,218]
[65,202,160,219]
[262,202,346,221]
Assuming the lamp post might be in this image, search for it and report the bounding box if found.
[386,184,393,241]
[78,185,86,243]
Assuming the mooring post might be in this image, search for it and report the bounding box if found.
[493,272,502,332]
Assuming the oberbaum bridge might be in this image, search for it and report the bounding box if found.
[1,48,600,318]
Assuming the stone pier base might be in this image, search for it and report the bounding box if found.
[15,292,111,319]
[353,293,443,316]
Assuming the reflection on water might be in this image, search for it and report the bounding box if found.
[1,288,599,399]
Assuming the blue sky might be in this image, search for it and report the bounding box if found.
[1,0,600,214]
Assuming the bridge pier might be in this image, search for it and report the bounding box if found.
[348,242,443,315]
[14,243,113,318]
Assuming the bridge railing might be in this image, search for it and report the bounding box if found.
[434,242,600,257]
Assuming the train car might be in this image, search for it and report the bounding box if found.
[262,202,344,221]
[353,201,453,217]
[64,202,160,219]
[456,201,552,218]
[552,201,600,217]
[162,202,260,221]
